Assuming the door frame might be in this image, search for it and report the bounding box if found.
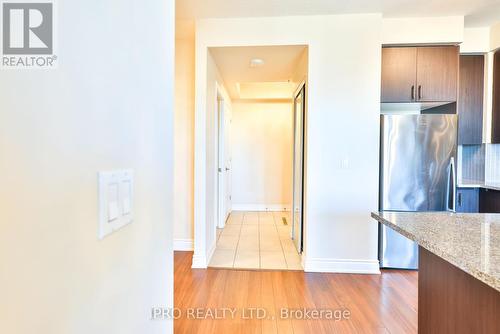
[291,81,306,253]
[216,84,231,230]
[193,44,309,269]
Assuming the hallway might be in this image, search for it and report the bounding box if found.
[209,211,303,270]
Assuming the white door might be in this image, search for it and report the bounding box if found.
[222,101,232,221]
[218,100,232,228]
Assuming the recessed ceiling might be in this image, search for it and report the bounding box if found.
[210,45,307,99]
[237,82,297,99]
[176,0,500,28]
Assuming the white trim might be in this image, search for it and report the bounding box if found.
[484,51,494,144]
[173,238,194,251]
[231,204,291,212]
[293,79,307,98]
[191,254,207,269]
[207,241,216,265]
[193,43,208,271]
[303,257,381,274]
[192,239,217,269]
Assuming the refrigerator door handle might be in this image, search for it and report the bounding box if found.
[447,157,456,212]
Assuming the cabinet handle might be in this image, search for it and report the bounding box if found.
[458,192,462,207]
[411,85,415,100]
[418,85,422,100]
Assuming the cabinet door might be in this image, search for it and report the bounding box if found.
[479,188,500,213]
[381,47,417,102]
[458,55,484,145]
[416,46,459,102]
[456,188,479,213]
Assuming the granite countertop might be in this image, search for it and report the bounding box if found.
[371,211,500,292]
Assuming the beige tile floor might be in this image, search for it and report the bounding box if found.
[209,211,303,270]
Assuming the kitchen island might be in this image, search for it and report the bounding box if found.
[372,211,500,334]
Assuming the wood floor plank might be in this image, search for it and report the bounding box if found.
[270,272,296,334]
[260,271,279,334]
[174,252,417,334]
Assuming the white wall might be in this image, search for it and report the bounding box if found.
[477,22,500,144]
[461,27,491,53]
[194,14,382,272]
[0,1,175,333]
[382,16,464,45]
[174,37,195,250]
[231,102,293,210]
[491,22,500,50]
[292,48,308,86]
[193,49,231,267]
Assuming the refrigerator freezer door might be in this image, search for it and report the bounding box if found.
[379,114,457,269]
[380,114,457,212]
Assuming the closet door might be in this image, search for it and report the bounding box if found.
[292,85,305,253]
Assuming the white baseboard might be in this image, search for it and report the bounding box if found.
[303,257,380,274]
[232,204,291,212]
[191,241,216,269]
[191,253,207,269]
[173,238,194,251]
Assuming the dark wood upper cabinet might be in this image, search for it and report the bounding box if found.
[381,47,417,102]
[458,55,484,145]
[416,46,459,102]
[492,51,500,143]
[381,46,458,103]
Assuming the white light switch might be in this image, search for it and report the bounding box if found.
[107,183,119,222]
[120,180,131,215]
[340,158,350,170]
[98,170,134,239]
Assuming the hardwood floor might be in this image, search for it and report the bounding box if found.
[174,251,417,333]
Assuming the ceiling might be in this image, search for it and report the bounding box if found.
[176,0,500,28]
[210,45,307,99]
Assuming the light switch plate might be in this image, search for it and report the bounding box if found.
[107,183,120,222]
[98,169,134,239]
[114,170,134,230]
[340,157,350,170]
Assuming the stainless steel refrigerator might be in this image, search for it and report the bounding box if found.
[379,113,457,269]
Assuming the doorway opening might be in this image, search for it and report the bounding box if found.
[206,45,308,270]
